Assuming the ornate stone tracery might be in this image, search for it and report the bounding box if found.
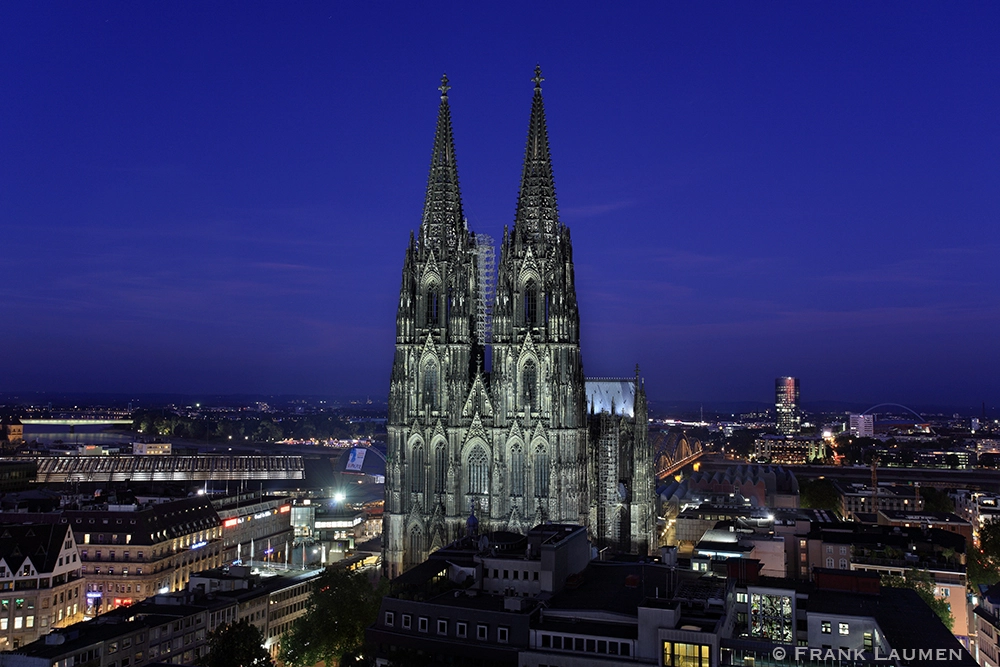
[383,71,653,578]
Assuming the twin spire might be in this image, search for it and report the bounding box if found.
[515,65,560,242]
[419,74,465,254]
[418,67,560,251]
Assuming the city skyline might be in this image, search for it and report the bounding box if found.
[2,4,998,408]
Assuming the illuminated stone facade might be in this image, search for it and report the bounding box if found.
[384,71,654,577]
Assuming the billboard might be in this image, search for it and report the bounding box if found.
[346,447,367,472]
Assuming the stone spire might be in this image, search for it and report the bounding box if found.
[419,74,466,254]
[514,65,559,243]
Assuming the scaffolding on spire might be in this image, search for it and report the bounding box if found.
[474,232,495,344]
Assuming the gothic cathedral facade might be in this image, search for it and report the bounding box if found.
[385,70,655,578]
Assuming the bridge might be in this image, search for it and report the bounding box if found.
[699,460,1000,493]
[653,430,706,480]
[21,419,133,426]
[2,455,305,483]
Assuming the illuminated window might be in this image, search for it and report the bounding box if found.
[748,593,793,643]
[663,642,711,667]
[839,622,849,636]
[822,621,831,634]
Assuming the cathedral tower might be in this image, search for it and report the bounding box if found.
[490,67,589,531]
[385,76,483,578]
[385,70,655,576]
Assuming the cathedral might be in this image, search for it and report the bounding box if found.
[384,69,655,578]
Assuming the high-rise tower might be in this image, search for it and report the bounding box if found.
[775,376,801,435]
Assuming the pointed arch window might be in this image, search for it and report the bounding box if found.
[409,527,423,565]
[410,444,425,493]
[534,446,550,497]
[467,445,489,495]
[423,361,439,411]
[524,280,538,326]
[521,360,538,411]
[434,442,447,494]
[510,444,525,497]
[426,286,440,326]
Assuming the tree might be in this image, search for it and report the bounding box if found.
[880,569,953,629]
[980,518,1000,568]
[968,546,1000,588]
[918,487,954,514]
[199,620,272,667]
[799,478,841,514]
[280,568,388,667]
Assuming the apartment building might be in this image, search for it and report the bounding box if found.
[0,524,84,651]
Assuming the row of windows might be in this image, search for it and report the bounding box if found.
[491,568,539,581]
[540,633,632,656]
[85,566,146,576]
[0,573,77,591]
[81,549,144,561]
[420,358,542,413]
[406,443,551,497]
[820,621,850,636]
[269,598,307,620]
[384,611,509,643]
[420,283,548,329]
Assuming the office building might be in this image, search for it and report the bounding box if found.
[775,376,800,435]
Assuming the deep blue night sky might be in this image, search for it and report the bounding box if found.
[2,3,998,409]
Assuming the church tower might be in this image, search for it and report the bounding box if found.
[385,70,655,576]
[385,76,483,578]
[491,66,589,531]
